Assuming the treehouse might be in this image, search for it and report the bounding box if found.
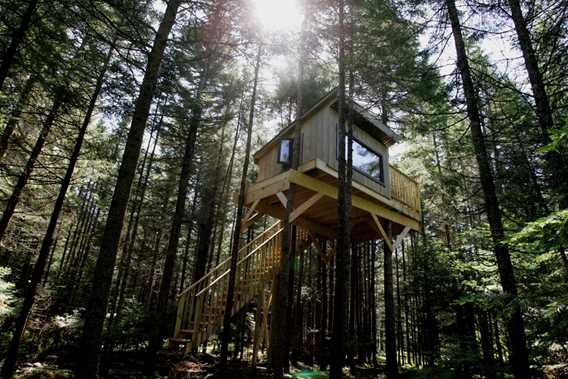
[172,90,422,352]
[244,90,421,240]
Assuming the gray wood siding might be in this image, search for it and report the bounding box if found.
[255,104,391,198]
[256,144,284,182]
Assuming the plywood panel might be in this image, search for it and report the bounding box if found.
[255,102,393,200]
[256,134,287,182]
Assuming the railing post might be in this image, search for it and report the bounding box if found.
[190,293,204,352]
[174,293,186,338]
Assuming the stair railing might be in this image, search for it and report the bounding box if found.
[174,221,282,338]
[173,221,313,351]
[190,226,283,348]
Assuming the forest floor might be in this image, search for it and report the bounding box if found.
[10,350,395,378]
[16,349,568,378]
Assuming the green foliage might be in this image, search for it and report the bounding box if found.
[508,209,568,253]
[107,297,148,350]
[539,116,568,154]
[0,91,7,130]
[0,266,16,319]
[14,365,73,379]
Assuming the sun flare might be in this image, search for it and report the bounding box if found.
[250,0,303,33]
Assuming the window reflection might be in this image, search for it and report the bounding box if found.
[347,137,384,183]
[278,139,292,164]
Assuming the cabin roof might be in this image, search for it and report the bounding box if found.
[254,89,401,161]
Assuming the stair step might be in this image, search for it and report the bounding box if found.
[174,221,287,347]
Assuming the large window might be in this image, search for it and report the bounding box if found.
[345,137,384,183]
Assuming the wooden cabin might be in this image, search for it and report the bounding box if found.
[244,90,422,241]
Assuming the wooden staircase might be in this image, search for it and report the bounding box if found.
[172,221,311,351]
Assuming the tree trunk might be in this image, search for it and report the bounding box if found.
[270,1,310,373]
[76,1,181,376]
[103,112,162,373]
[70,209,100,304]
[479,311,497,379]
[383,224,398,378]
[348,240,357,367]
[193,159,218,282]
[148,100,199,364]
[212,106,242,268]
[331,0,352,376]
[0,97,62,242]
[455,305,475,379]
[507,0,568,207]
[0,76,35,160]
[220,44,262,366]
[178,186,198,293]
[370,241,378,366]
[145,230,163,310]
[0,41,112,377]
[445,1,530,377]
[0,0,39,90]
[58,185,90,280]
[42,236,58,286]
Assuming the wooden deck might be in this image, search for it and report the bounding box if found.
[244,159,421,241]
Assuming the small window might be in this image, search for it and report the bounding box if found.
[277,138,293,165]
[346,137,384,183]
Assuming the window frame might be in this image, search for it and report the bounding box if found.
[277,138,293,165]
[338,133,385,185]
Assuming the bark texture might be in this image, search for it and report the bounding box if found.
[75,1,181,376]
[0,98,62,242]
[0,0,39,89]
[0,44,112,378]
[220,44,262,365]
[445,1,530,377]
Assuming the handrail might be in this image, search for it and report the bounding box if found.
[389,165,420,212]
[174,223,314,349]
[389,164,418,186]
[237,228,283,265]
[196,269,231,297]
[238,221,280,253]
[177,221,281,298]
[195,228,283,297]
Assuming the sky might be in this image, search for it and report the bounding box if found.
[247,0,530,161]
[151,0,528,162]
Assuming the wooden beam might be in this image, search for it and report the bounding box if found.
[290,193,325,222]
[312,159,421,220]
[276,192,288,208]
[241,199,260,229]
[371,213,393,252]
[247,170,289,193]
[245,171,290,205]
[241,212,261,231]
[288,169,420,231]
[256,202,336,238]
[298,159,317,173]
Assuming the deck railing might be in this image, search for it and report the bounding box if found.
[389,165,421,213]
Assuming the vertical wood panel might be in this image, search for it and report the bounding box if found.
[253,104,416,211]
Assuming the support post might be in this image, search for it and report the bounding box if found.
[383,221,398,378]
[252,289,265,367]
